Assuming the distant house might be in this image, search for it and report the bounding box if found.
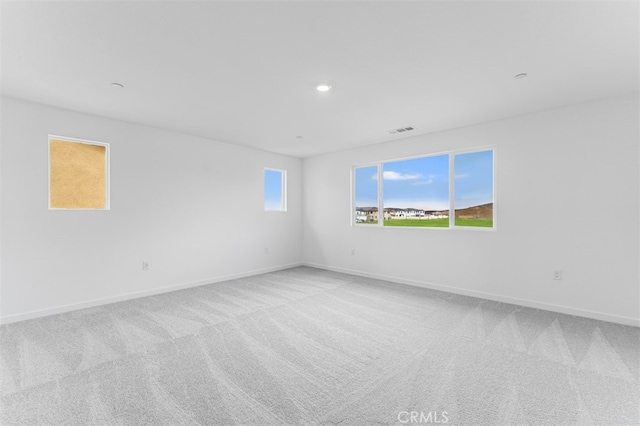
[406,208,425,218]
[384,208,399,218]
[355,209,368,222]
[355,207,377,222]
[424,210,449,219]
[356,207,394,222]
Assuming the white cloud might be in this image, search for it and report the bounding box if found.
[383,171,422,181]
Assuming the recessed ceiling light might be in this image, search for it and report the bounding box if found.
[514,73,527,80]
[316,83,332,92]
[296,136,303,139]
[111,82,124,88]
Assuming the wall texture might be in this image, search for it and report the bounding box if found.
[302,94,639,325]
[0,97,303,322]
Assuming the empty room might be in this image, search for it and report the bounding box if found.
[1,1,638,425]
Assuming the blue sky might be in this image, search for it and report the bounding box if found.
[454,150,493,209]
[355,150,493,210]
[264,169,284,210]
[354,165,378,207]
[383,154,450,210]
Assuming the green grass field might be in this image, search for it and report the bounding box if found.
[454,218,493,227]
[383,219,449,227]
[374,218,493,227]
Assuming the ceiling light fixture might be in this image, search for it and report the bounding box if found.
[514,73,528,80]
[316,83,332,92]
[111,82,124,88]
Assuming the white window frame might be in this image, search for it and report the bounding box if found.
[48,135,111,210]
[264,168,287,212]
[351,146,496,230]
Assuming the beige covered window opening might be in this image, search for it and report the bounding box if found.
[49,136,110,210]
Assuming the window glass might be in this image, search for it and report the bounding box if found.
[454,150,494,227]
[383,154,449,227]
[264,168,286,211]
[354,165,379,224]
[352,148,495,229]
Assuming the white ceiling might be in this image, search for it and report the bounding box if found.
[1,1,638,158]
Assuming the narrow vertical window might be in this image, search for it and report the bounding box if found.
[49,136,109,210]
[264,168,286,211]
[383,154,450,227]
[454,150,494,227]
[354,165,379,224]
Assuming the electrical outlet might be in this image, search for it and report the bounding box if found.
[142,261,150,271]
[553,270,562,280]
[351,248,356,255]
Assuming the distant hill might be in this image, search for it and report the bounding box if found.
[455,203,493,219]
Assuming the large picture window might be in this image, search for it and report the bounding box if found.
[353,148,494,228]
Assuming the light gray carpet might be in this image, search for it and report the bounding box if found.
[1,266,638,425]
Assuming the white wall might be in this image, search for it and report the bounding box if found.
[303,94,639,325]
[0,97,302,323]
[2,95,638,326]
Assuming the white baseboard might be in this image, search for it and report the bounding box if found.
[0,263,303,325]
[302,262,640,327]
[3,261,637,327]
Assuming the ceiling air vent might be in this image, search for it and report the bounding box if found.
[388,126,415,135]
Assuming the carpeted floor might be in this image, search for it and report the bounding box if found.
[1,266,638,425]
